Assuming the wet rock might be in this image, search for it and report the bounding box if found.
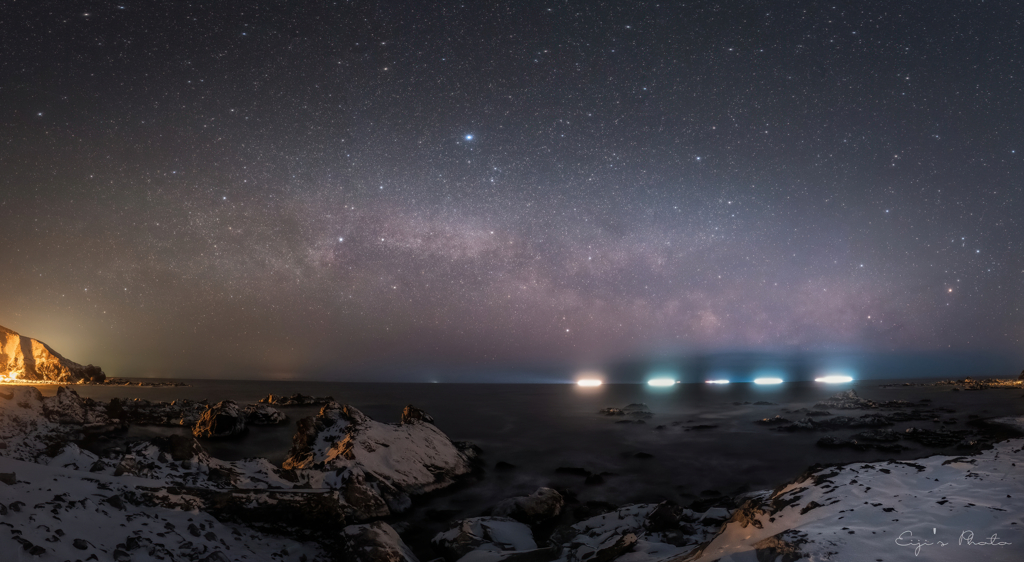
[400,405,434,425]
[342,521,419,562]
[243,403,287,425]
[816,435,908,453]
[852,428,901,442]
[814,389,875,410]
[903,427,970,447]
[192,401,247,439]
[151,434,205,461]
[755,415,792,426]
[493,487,564,525]
[117,397,208,426]
[259,393,335,406]
[935,377,1024,390]
[432,516,537,560]
[599,403,653,418]
[584,473,606,486]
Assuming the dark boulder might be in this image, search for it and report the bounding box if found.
[342,521,419,562]
[243,403,287,425]
[192,401,247,439]
[493,487,564,525]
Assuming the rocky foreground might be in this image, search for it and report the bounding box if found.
[2,387,1023,561]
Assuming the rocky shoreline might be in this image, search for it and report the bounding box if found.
[2,385,1023,561]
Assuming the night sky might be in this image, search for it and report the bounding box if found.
[1,1,1022,380]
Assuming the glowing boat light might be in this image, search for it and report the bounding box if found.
[705,379,730,384]
[647,378,677,387]
[577,379,603,387]
[753,377,783,385]
[815,375,853,383]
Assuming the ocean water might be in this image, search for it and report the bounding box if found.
[41,379,1024,526]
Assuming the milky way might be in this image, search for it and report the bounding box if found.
[1,1,1021,378]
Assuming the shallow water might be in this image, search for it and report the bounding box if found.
[40,379,1024,524]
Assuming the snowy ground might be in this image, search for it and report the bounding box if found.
[680,434,1024,561]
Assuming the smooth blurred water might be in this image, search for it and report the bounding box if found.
[41,378,1024,521]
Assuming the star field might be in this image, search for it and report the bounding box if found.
[1,1,1022,378]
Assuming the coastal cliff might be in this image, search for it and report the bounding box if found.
[0,325,105,383]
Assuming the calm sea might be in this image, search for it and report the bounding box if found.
[38,378,1024,526]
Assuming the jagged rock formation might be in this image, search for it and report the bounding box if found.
[243,402,287,425]
[283,402,476,515]
[0,385,481,559]
[192,400,247,438]
[0,325,105,383]
[111,397,209,426]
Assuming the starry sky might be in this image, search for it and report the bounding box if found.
[1,1,1022,380]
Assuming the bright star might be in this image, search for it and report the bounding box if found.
[465,134,474,141]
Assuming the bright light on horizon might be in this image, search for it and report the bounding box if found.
[753,377,784,385]
[647,378,677,387]
[577,379,602,387]
[705,379,730,384]
[815,374,854,383]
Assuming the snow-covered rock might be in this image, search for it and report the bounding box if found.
[243,402,287,425]
[284,402,474,494]
[685,438,1024,562]
[343,521,420,562]
[492,487,564,525]
[433,516,538,560]
[552,503,698,562]
[281,402,476,520]
[192,400,247,438]
[0,454,330,561]
[0,324,106,382]
[0,386,84,461]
